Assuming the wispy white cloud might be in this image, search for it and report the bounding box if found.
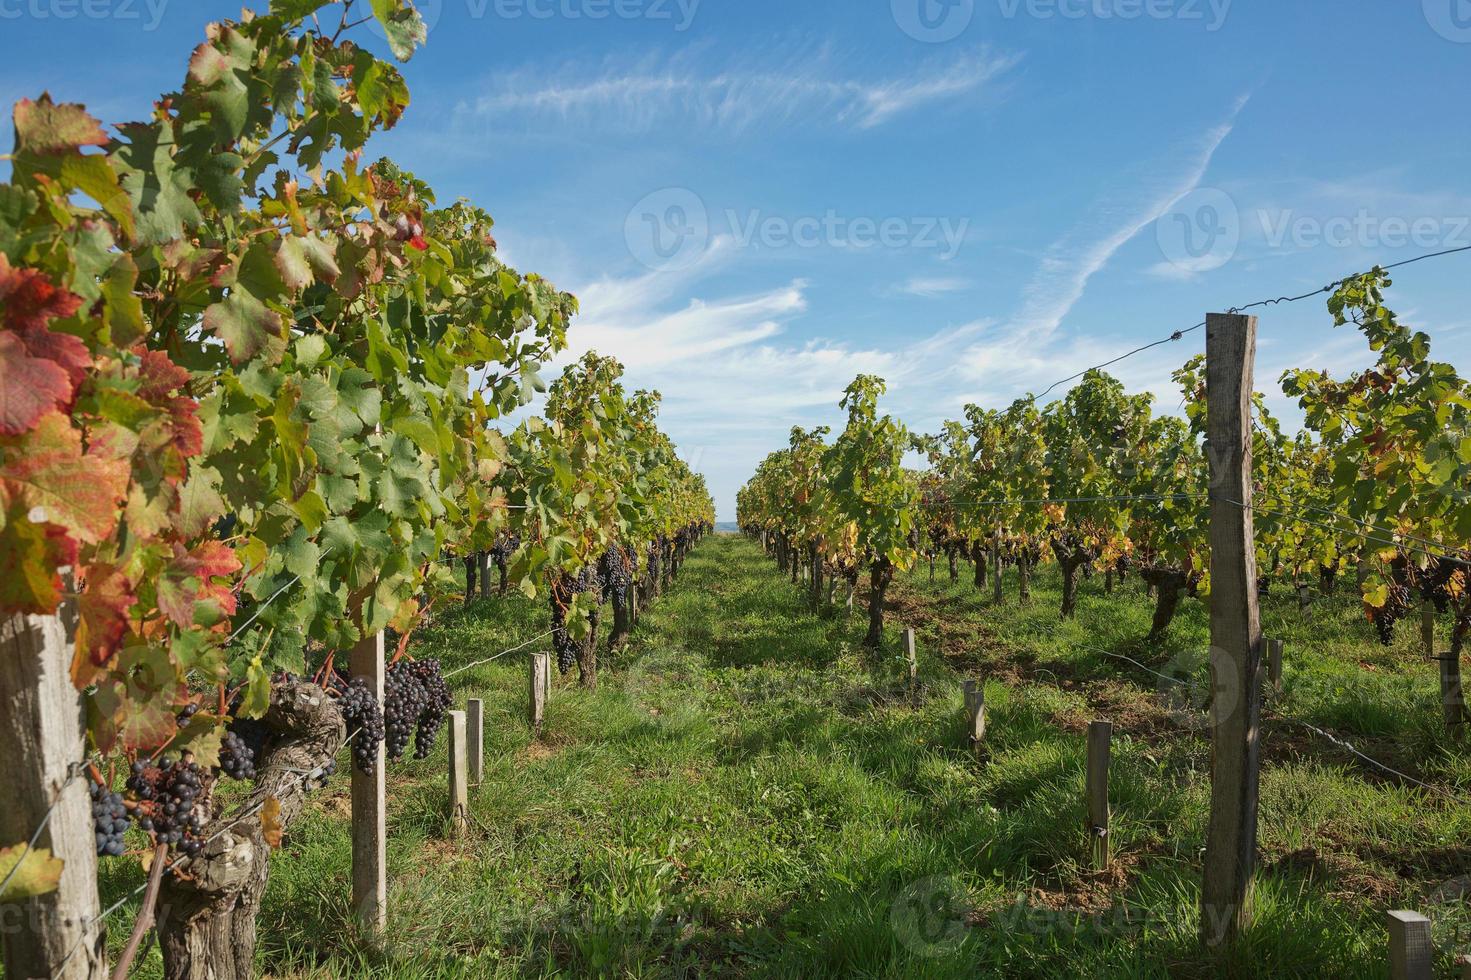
[457,47,1022,134]
[893,275,972,298]
[1006,94,1250,339]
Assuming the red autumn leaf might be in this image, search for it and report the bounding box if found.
[76,563,136,667]
[134,348,203,458]
[0,411,129,545]
[407,236,427,252]
[158,540,240,629]
[0,254,84,334]
[0,331,73,436]
[11,94,109,155]
[0,501,78,615]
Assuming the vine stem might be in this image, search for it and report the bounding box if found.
[110,842,168,980]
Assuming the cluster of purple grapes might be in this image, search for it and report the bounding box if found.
[334,676,386,774]
[550,565,603,673]
[128,758,207,855]
[91,779,130,857]
[218,731,257,781]
[383,659,452,760]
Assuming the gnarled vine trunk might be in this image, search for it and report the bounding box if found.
[808,542,823,608]
[1051,539,1089,619]
[158,678,345,980]
[579,608,600,690]
[1140,566,1191,637]
[973,547,987,590]
[866,559,894,648]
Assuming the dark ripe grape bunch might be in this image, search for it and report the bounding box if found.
[1368,580,1414,646]
[550,591,577,674]
[402,659,452,759]
[90,778,130,857]
[335,676,386,774]
[175,702,200,727]
[217,731,257,781]
[600,548,632,606]
[383,664,427,761]
[128,757,208,856]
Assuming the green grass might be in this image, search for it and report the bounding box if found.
[99,536,1471,978]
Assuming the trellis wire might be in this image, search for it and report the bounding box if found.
[0,762,84,903]
[1034,244,1471,400]
[443,629,557,678]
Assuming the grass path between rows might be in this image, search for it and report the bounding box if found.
[99,534,1471,978]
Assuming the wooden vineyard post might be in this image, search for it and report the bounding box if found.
[1266,639,1283,693]
[447,710,468,837]
[1201,312,1264,949]
[466,699,484,785]
[0,590,104,980]
[963,680,986,757]
[1385,910,1433,980]
[904,629,918,707]
[350,630,387,939]
[1086,720,1112,871]
[1426,603,1464,732]
[529,652,550,737]
[479,553,493,600]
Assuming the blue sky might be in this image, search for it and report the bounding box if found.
[4,0,1469,520]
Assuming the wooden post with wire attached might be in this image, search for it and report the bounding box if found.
[466,699,484,785]
[0,584,104,980]
[448,710,468,837]
[964,680,986,756]
[1386,910,1433,980]
[530,652,550,737]
[1086,720,1112,871]
[350,629,387,938]
[1201,311,1264,950]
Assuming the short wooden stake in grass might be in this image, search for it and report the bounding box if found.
[963,680,986,756]
[1086,720,1112,871]
[448,709,468,837]
[478,552,493,600]
[350,630,387,938]
[1266,639,1283,693]
[904,629,918,706]
[529,651,550,737]
[1385,910,1433,980]
[466,698,484,785]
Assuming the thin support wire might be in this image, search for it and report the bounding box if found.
[444,629,558,678]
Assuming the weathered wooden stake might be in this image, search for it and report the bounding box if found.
[1426,603,1464,731]
[530,652,550,737]
[478,553,493,600]
[466,699,484,785]
[350,629,387,938]
[1086,720,1112,871]
[448,710,468,837]
[1266,638,1283,693]
[0,589,104,980]
[1385,910,1433,980]
[904,629,918,706]
[1200,312,1264,949]
[963,680,986,756]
